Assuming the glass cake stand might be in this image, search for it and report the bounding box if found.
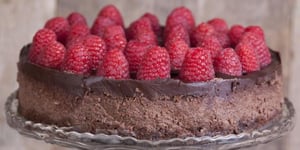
[5,91,295,150]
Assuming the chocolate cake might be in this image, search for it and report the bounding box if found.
[16,5,284,140]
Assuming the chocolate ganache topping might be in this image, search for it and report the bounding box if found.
[18,44,282,99]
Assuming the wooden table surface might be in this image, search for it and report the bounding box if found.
[0,0,299,149]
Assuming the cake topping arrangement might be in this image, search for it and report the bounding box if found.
[28,4,272,82]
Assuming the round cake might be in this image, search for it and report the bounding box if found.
[17,5,283,140]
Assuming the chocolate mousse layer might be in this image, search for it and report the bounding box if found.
[17,44,284,140]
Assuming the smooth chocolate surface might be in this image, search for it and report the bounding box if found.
[18,44,281,99]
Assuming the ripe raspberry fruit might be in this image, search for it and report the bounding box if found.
[245,25,265,40]
[62,43,90,75]
[97,49,129,79]
[214,48,242,76]
[91,16,116,37]
[180,47,215,82]
[127,18,157,45]
[38,41,66,69]
[235,42,260,73]
[82,35,107,71]
[165,39,189,71]
[166,6,195,34]
[200,36,223,59]
[207,18,228,33]
[215,32,232,48]
[103,25,127,51]
[228,25,245,46]
[98,5,124,27]
[29,28,56,63]
[67,12,87,26]
[164,24,190,46]
[240,32,271,67]
[141,13,161,37]
[137,46,171,80]
[66,24,90,44]
[44,17,70,44]
[124,40,152,72]
[191,23,216,46]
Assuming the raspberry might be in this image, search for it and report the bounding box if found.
[98,5,124,27]
[191,23,216,46]
[200,36,222,59]
[37,41,66,69]
[164,24,190,46]
[165,39,189,70]
[166,6,195,34]
[66,24,90,44]
[62,43,90,75]
[180,47,215,82]
[214,48,242,76]
[207,18,228,33]
[124,40,152,72]
[141,13,161,37]
[82,35,107,71]
[240,32,271,67]
[137,46,171,80]
[215,32,232,48]
[245,25,265,40]
[29,28,56,63]
[228,25,245,46]
[67,12,87,26]
[91,16,116,37]
[235,42,260,73]
[97,49,129,79]
[103,25,127,51]
[127,18,157,45]
[44,17,70,44]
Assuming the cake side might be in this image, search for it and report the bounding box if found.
[17,45,284,140]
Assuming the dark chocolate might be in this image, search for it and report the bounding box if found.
[18,44,282,99]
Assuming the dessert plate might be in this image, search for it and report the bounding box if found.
[5,91,295,150]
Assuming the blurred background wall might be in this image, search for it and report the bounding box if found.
[0,0,299,149]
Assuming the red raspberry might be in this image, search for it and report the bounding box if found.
[199,36,222,59]
[98,5,124,28]
[124,40,152,72]
[214,48,242,76]
[245,25,265,40]
[44,17,70,44]
[235,42,260,73]
[141,13,161,37]
[191,23,216,46]
[97,49,129,79]
[91,16,116,37]
[82,35,107,71]
[67,12,88,26]
[180,47,215,82]
[29,28,56,63]
[165,39,189,71]
[215,32,232,48]
[166,6,195,34]
[164,24,190,46]
[228,25,245,46]
[240,32,271,67]
[37,41,66,69]
[62,43,90,75]
[137,46,171,80]
[66,24,90,44]
[103,25,127,51]
[127,18,157,45]
[207,18,228,33]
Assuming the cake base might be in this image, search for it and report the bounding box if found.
[6,91,295,149]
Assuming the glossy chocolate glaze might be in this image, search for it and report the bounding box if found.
[18,44,281,99]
